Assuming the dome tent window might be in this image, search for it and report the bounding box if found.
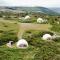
[19,44,27,47]
[16,39,28,48]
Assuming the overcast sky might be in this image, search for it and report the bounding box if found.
[0,0,60,7]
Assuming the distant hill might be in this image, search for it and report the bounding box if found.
[49,8,60,13]
[0,6,59,15]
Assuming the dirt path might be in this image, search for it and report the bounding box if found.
[20,23,51,31]
[18,23,52,39]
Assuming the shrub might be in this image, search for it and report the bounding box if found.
[53,37,60,42]
[40,31,54,37]
[0,30,4,33]
[4,25,8,27]
[34,42,59,60]
[22,30,54,46]
[0,31,18,45]
[51,24,60,32]
[23,30,54,40]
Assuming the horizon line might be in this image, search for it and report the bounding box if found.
[0,6,60,8]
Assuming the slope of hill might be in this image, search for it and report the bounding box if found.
[0,6,59,15]
[49,8,60,13]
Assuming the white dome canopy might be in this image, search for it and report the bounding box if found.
[37,18,44,23]
[24,15,30,19]
[16,39,28,48]
[42,34,52,40]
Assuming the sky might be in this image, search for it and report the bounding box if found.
[0,0,60,7]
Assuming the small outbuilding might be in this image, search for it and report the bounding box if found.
[42,34,52,40]
[24,15,30,20]
[16,39,28,48]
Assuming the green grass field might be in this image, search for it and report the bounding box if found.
[18,23,51,39]
[0,38,60,60]
[0,19,60,60]
[0,20,19,44]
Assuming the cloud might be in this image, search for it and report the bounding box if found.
[0,0,60,7]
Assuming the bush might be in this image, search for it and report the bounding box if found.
[22,30,54,40]
[0,30,4,33]
[22,30,54,46]
[51,24,60,32]
[0,31,18,45]
[53,37,60,42]
[4,25,8,27]
[20,19,36,23]
[34,42,59,60]
[40,31,54,37]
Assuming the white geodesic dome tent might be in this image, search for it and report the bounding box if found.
[16,39,28,48]
[42,34,52,40]
[24,15,30,20]
[37,18,44,23]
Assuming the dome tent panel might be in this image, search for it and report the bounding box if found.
[42,34,52,40]
[37,18,44,23]
[37,18,47,23]
[24,15,30,20]
[16,39,28,48]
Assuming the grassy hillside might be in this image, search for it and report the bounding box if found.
[0,30,60,60]
[0,20,19,44]
[0,7,60,15]
[0,16,60,60]
[4,7,59,15]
